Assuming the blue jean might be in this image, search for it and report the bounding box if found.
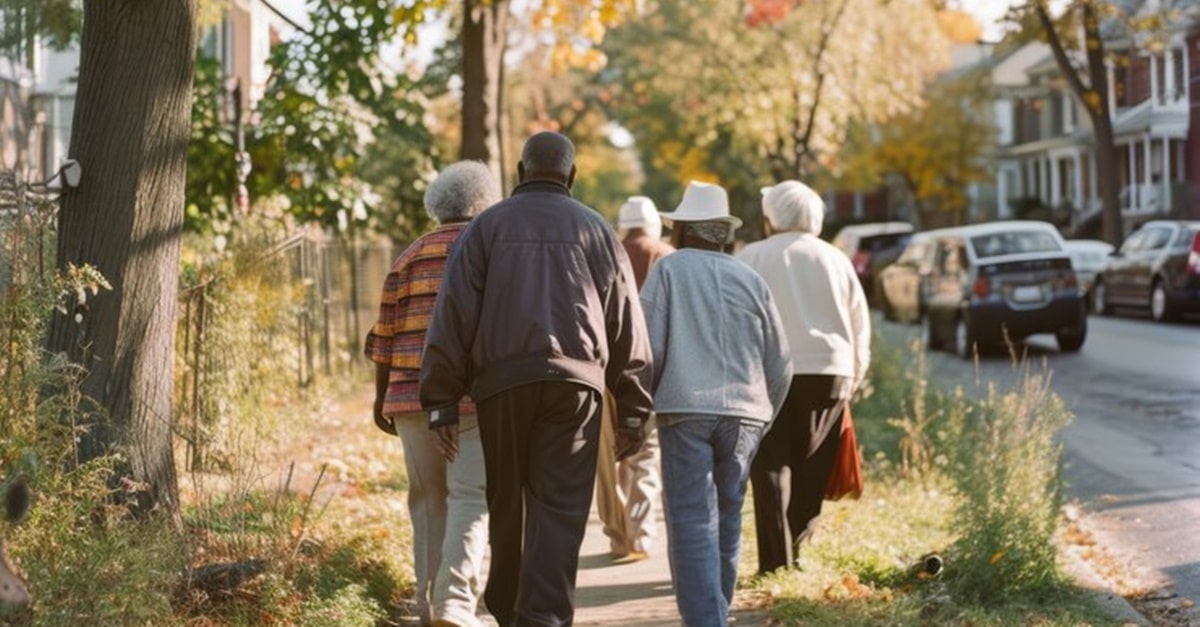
[658,414,765,627]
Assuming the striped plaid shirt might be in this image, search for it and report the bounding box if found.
[365,222,476,417]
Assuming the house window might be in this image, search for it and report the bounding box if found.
[1062,91,1075,132]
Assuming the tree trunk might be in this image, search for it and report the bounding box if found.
[1080,2,1122,245]
[461,0,509,187]
[45,0,197,519]
[1036,0,1122,244]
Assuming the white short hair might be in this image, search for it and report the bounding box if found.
[424,161,501,223]
[762,180,825,236]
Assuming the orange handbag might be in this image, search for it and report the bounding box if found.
[825,405,864,501]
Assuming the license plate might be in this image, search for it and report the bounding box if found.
[1011,285,1043,302]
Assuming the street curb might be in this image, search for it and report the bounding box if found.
[1060,506,1152,626]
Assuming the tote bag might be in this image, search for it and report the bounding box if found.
[824,405,863,501]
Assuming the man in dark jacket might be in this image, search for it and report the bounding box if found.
[421,132,655,627]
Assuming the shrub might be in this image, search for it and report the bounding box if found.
[942,361,1072,604]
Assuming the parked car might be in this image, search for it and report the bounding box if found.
[875,228,955,323]
[1091,220,1200,322]
[1063,239,1114,303]
[830,222,914,306]
[922,221,1087,358]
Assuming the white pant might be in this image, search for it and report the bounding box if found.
[595,391,661,556]
[394,413,489,626]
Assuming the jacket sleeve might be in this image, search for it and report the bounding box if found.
[761,284,793,419]
[603,236,655,427]
[420,224,485,427]
[639,264,668,395]
[847,264,872,393]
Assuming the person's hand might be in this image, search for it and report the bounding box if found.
[614,423,647,462]
[373,399,395,435]
[434,424,459,462]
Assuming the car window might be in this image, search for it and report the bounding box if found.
[1140,227,1172,251]
[862,233,911,253]
[937,242,966,274]
[1119,230,1148,254]
[1171,226,1198,247]
[969,230,1062,258]
[897,239,928,263]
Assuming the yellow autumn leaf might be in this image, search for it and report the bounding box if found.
[990,550,1006,565]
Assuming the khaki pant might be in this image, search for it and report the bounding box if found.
[394,413,489,626]
[595,390,660,556]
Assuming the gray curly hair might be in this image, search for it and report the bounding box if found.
[424,161,502,223]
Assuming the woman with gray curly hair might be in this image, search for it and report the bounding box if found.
[365,160,499,626]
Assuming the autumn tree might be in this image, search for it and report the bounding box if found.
[1015,0,1122,244]
[604,0,951,224]
[44,0,199,518]
[845,71,996,227]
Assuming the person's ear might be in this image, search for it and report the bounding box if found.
[517,161,526,183]
[567,164,577,189]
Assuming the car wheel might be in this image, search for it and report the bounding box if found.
[1056,317,1087,353]
[1150,279,1179,322]
[1091,278,1109,316]
[954,316,976,360]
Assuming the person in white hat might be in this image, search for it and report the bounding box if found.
[737,180,871,575]
[641,181,792,626]
[594,196,675,564]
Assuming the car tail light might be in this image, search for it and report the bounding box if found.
[1189,232,1200,276]
[973,276,991,298]
[852,251,871,275]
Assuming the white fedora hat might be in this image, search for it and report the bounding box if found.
[658,181,743,238]
[618,196,660,230]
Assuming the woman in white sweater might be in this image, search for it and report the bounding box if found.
[737,180,871,575]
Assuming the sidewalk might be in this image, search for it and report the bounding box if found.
[573,506,771,626]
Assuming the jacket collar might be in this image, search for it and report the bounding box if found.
[511,179,572,197]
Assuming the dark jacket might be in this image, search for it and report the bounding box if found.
[420,180,654,428]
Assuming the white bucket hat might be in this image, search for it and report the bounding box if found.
[618,196,661,231]
[658,181,742,243]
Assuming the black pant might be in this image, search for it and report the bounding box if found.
[750,375,848,574]
[477,381,602,627]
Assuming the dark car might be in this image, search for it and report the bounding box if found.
[1091,220,1200,322]
[923,221,1087,358]
[876,228,956,323]
[830,222,914,307]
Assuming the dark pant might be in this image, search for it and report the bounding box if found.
[750,375,848,574]
[477,381,602,627]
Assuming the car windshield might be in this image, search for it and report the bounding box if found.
[969,230,1062,258]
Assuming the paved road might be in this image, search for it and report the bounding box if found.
[899,314,1200,624]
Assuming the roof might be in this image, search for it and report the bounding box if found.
[832,222,914,238]
[937,220,1065,239]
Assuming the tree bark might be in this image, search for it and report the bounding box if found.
[45,0,198,519]
[1036,0,1122,244]
[461,0,509,188]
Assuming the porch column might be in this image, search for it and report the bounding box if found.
[1143,135,1153,211]
[1165,50,1176,102]
[1050,155,1061,207]
[1163,136,1172,212]
[1150,55,1160,106]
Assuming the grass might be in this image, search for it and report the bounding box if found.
[737,332,1116,626]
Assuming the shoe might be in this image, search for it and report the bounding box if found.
[612,550,649,565]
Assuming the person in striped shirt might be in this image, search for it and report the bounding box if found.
[365,161,500,627]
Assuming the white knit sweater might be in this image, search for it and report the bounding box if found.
[737,232,871,393]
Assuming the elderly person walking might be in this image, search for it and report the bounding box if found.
[595,196,674,564]
[641,181,792,625]
[421,132,654,626]
[365,161,499,626]
[737,180,871,575]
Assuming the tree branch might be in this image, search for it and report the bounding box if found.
[258,0,311,35]
[1035,1,1091,99]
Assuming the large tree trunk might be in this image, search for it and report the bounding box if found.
[45,0,197,519]
[461,0,509,188]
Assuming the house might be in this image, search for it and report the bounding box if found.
[0,0,276,188]
[990,1,1200,236]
